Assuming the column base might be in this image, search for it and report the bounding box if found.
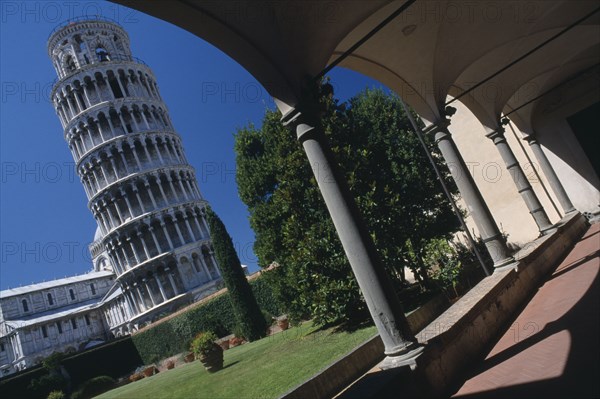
[379,344,425,371]
[540,225,558,236]
[493,256,517,271]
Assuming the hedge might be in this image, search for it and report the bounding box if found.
[0,337,142,399]
[0,276,283,392]
[132,277,283,364]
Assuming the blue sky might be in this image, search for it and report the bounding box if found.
[0,1,388,290]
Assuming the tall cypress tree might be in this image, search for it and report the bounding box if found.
[206,208,267,341]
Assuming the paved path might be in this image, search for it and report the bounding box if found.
[452,222,600,398]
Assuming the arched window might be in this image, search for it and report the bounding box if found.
[69,288,76,300]
[21,299,29,312]
[64,55,76,73]
[96,47,110,62]
[47,293,54,306]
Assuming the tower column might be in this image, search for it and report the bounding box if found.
[142,279,157,306]
[127,236,141,264]
[165,268,179,295]
[94,118,107,142]
[121,189,134,218]
[138,231,151,260]
[168,177,180,202]
[160,222,174,249]
[153,138,165,164]
[154,275,167,302]
[109,155,120,180]
[172,217,186,245]
[193,215,204,239]
[149,227,162,253]
[134,188,146,213]
[117,147,130,175]
[133,283,147,311]
[106,115,116,138]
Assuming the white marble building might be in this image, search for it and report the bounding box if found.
[0,17,223,377]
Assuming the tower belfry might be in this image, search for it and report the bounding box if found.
[47,17,222,326]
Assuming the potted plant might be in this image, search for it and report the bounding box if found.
[190,332,223,372]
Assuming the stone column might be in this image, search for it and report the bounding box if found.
[141,141,153,164]
[130,188,142,215]
[156,177,169,204]
[524,135,576,215]
[487,127,555,235]
[129,142,143,170]
[165,268,179,295]
[193,215,204,239]
[138,231,151,260]
[143,279,157,306]
[281,100,422,369]
[154,275,167,302]
[118,147,130,175]
[149,227,162,253]
[153,138,165,164]
[144,180,158,209]
[109,156,120,180]
[198,255,212,280]
[128,237,141,264]
[172,218,186,245]
[106,115,116,138]
[428,121,514,268]
[133,283,147,311]
[161,222,174,249]
[184,217,197,240]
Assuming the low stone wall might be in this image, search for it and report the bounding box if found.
[283,213,588,399]
[280,294,450,399]
[414,212,589,397]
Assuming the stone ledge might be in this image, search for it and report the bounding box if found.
[280,294,449,399]
[414,212,589,397]
[281,213,588,399]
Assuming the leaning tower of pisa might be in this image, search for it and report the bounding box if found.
[47,17,222,328]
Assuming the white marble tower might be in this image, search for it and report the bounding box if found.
[47,17,222,323]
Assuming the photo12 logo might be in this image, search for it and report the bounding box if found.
[1,1,139,24]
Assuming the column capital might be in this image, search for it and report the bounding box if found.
[523,134,538,145]
[422,117,451,135]
[485,126,507,143]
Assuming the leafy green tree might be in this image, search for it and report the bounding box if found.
[235,87,460,325]
[206,208,267,340]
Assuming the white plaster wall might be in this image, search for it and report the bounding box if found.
[532,76,600,214]
[448,100,562,246]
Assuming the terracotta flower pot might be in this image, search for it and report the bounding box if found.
[142,366,157,377]
[277,318,289,330]
[184,352,196,363]
[229,336,244,347]
[218,340,230,351]
[199,344,224,373]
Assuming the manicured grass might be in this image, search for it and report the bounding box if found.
[96,321,377,399]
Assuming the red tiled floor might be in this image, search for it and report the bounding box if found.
[452,223,600,398]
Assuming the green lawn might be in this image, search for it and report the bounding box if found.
[96,321,377,399]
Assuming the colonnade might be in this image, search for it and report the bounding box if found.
[53,64,163,128]
[103,206,212,272]
[90,169,202,234]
